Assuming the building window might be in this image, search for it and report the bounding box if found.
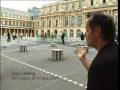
[63,29,67,37]
[5,21,7,25]
[20,22,22,26]
[13,21,15,26]
[76,29,81,37]
[49,21,51,27]
[9,21,11,25]
[56,20,58,27]
[72,3,75,9]
[78,16,82,26]
[103,0,106,3]
[91,0,93,5]
[65,4,69,11]
[43,21,44,27]
[54,30,57,35]
[65,17,68,26]
[23,23,25,27]
[56,6,59,11]
[33,23,34,27]
[16,21,19,26]
[79,2,82,8]
[70,29,74,37]
[49,7,51,13]
[0,21,2,25]
[71,16,75,26]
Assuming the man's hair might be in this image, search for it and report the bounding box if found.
[87,13,116,41]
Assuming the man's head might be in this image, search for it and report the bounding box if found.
[85,13,116,48]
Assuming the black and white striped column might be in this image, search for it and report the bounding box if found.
[52,49,63,60]
[19,44,28,52]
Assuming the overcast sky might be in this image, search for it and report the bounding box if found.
[1,0,60,11]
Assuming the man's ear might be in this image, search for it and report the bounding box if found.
[95,27,101,37]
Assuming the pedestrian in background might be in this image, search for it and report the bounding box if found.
[61,31,65,44]
[7,32,11,42]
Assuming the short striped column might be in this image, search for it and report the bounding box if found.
[51,43,57,47]
[19,44,28,52]
[52,49,63,60]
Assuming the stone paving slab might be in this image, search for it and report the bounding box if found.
[1,43,97,90]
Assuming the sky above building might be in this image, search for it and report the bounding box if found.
[1,0,60,11]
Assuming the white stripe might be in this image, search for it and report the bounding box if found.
[1,54,86,88]
[62,77,67,80]
[67,79,73,82]
[79,84,83,87]
[73,81,78,84]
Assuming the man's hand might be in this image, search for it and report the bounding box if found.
[75,47,87,61]
[75,46,90,71]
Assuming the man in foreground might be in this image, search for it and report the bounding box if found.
[75,13,118,90]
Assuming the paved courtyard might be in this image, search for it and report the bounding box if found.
[1,38,97,90]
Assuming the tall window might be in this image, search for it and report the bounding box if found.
[54,30,57,35]
[63,29,67,37]
[71,16,75,26]
[65,17,68,26]
[5,21,7,25]
[56,6,59,11]
[72,3,75,9]
[56,20,58,27]
[49,21,51,27]
[43,21,44,27]
[76,29,81,37]
[91,0,93,5]
[9,21,11,25]
[49,7,51,13]
[78,16,82,26]
[20,22,22,26]
[23,23,25,27]
[13,21,15,26]
[79,2,82,8]
[65,4,69,11]
[103,0,106,3]
[70,29,74,37]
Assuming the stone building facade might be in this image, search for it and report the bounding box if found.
[0,0,118,41]
[38,0,118,40]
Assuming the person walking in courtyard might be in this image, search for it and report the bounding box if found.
[7,32,11,42]
[61,31,65,44]
[75,13,118,90]
[20,33,23,39]
[80,32,84,41]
